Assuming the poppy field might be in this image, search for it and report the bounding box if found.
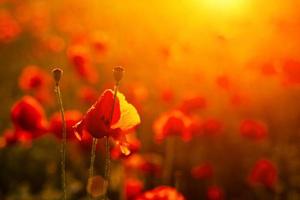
[1,0,300,199]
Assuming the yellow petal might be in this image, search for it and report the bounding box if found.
[111,92,141,130]
[120,143,131,156]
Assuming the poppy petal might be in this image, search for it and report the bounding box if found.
[111,92,140,130]
[73,120,85,140]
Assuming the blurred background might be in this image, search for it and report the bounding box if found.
[1,0,300,199]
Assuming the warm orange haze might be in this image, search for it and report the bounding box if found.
[0,0,300,199]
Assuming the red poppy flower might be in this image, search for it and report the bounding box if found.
[74,89,140,155]
[240,120,268,141]
[19,65,51,91]
[179,96,207,114]
[78,86,99,105]
[248,159,277,189]
[160,88,174,103]
[206,186,224,200]
[50,110,83,140]
[90,31,108,56]
[281,59,300,86]
[191,162,214,180]
[11,96,48,138]
[136,186,185,200]
[18,65,53,105]
[124,154,162,176]
[125,178,144,200]
[0,10,21,43]
[188,116,203,137]
[0,129,18,148]
[0,129,33,148]
[153,110,191,143]
[202,118,223,137]
[67,44,99,84]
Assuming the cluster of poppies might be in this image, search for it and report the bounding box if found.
[2,0,300,199]
[0,63,279,200]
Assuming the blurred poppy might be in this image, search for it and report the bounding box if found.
[248,159,278,189]
[124,154,162,176]
[0,10,21,43]
[125,178,144,200]
[0,129,18,148]
[50,110,83,140]
[153,110,191,143]
[11,96,48,138]
[206,186,224,200]
[67,44,99,84]
[240,120,268,141]
[191,162,214,180]
[18,65,53,105]
[19,65,50,91]
[160,88,174,103]
[202,118,223,137]
[188,116,203,137]
[281,59,300,86]
[0,129,33,148]
[179,96,207,114]
[74,89,140,155]
[136,186,185,200]
[90,31,108,56]
[78,86,99,105]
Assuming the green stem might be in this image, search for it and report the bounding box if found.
[89,138,98,200]
[54,85,67,200]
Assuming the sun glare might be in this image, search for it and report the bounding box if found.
[200,0,247,15]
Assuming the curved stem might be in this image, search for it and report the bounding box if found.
[54,85,67,200]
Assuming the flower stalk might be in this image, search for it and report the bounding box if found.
[103,66,124,200]
[52,68,67,200]
[88,137,98,199]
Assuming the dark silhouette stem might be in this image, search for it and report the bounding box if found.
[54,84,67,200]
[88,138,98,200]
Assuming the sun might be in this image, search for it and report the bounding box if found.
[201,0,247,13]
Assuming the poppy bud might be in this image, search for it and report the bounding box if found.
[52,68,63,85]
[113,66,124,83]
